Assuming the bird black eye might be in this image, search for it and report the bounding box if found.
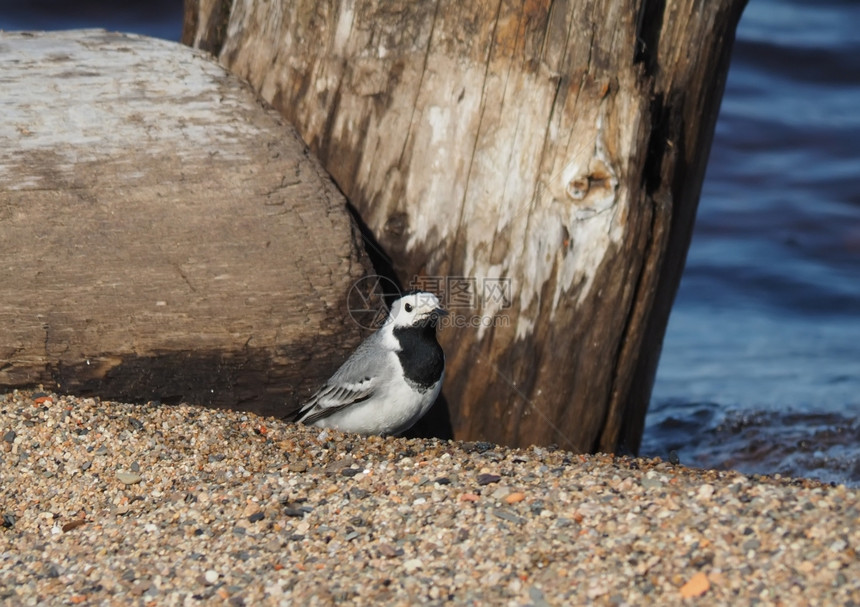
[404,303,413,313]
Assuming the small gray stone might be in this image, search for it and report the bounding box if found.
[493,509,526,525]
[641,477,663,490]
[829,539,847,552]
[116,472,142,485]
[491,486,511,500]
[528,586,552,607]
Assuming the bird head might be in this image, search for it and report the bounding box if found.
[388,291,448,329]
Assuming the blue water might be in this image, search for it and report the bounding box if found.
[643,0,860,486]
[2,0,858,485]
[0,1,182,41]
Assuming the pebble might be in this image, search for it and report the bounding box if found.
[505,492,526,504]
[116,472,142,485]
[680,571,710,598]
[402,558,423,574]
[641,477,663,490]
[477,473,501,485]
[490,486,511,500]
[697,483,715,500]
[528,586,552,607]
[1,389,858,605]
[377,543,399,558]
[492,508,526,525]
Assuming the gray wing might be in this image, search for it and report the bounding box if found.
[294,333,391,425]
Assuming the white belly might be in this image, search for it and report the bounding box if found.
[313,371,443,436]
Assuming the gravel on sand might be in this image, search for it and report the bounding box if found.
[1,390,858,605]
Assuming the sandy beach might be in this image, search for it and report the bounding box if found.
[1,389,857,605]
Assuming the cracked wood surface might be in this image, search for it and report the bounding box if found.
[185,0,747,450]
[0,30,375,416]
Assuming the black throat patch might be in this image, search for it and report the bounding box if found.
[393,323,445,391]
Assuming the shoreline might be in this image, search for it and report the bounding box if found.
[2,389,858,605]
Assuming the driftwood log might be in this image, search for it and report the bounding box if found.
[184,0,747,451]
[0,29,375,417]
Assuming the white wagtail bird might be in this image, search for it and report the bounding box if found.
[294,291,447,436]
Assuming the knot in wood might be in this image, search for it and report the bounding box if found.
[564,168,615,204]
[566,177,590,200]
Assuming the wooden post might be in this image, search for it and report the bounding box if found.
[0,30,375,417]
[185,0,746,451]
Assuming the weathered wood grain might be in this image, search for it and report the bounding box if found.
[0,29,375,416]
[185,0,747,450]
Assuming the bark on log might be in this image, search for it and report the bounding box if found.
[184,0,747,451]
[0,29,375,417]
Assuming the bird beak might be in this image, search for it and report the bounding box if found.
[425,307,448,328]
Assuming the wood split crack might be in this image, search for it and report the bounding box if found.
[451,0,507,262]
[174,264,197,293]
[397,0,442,169]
